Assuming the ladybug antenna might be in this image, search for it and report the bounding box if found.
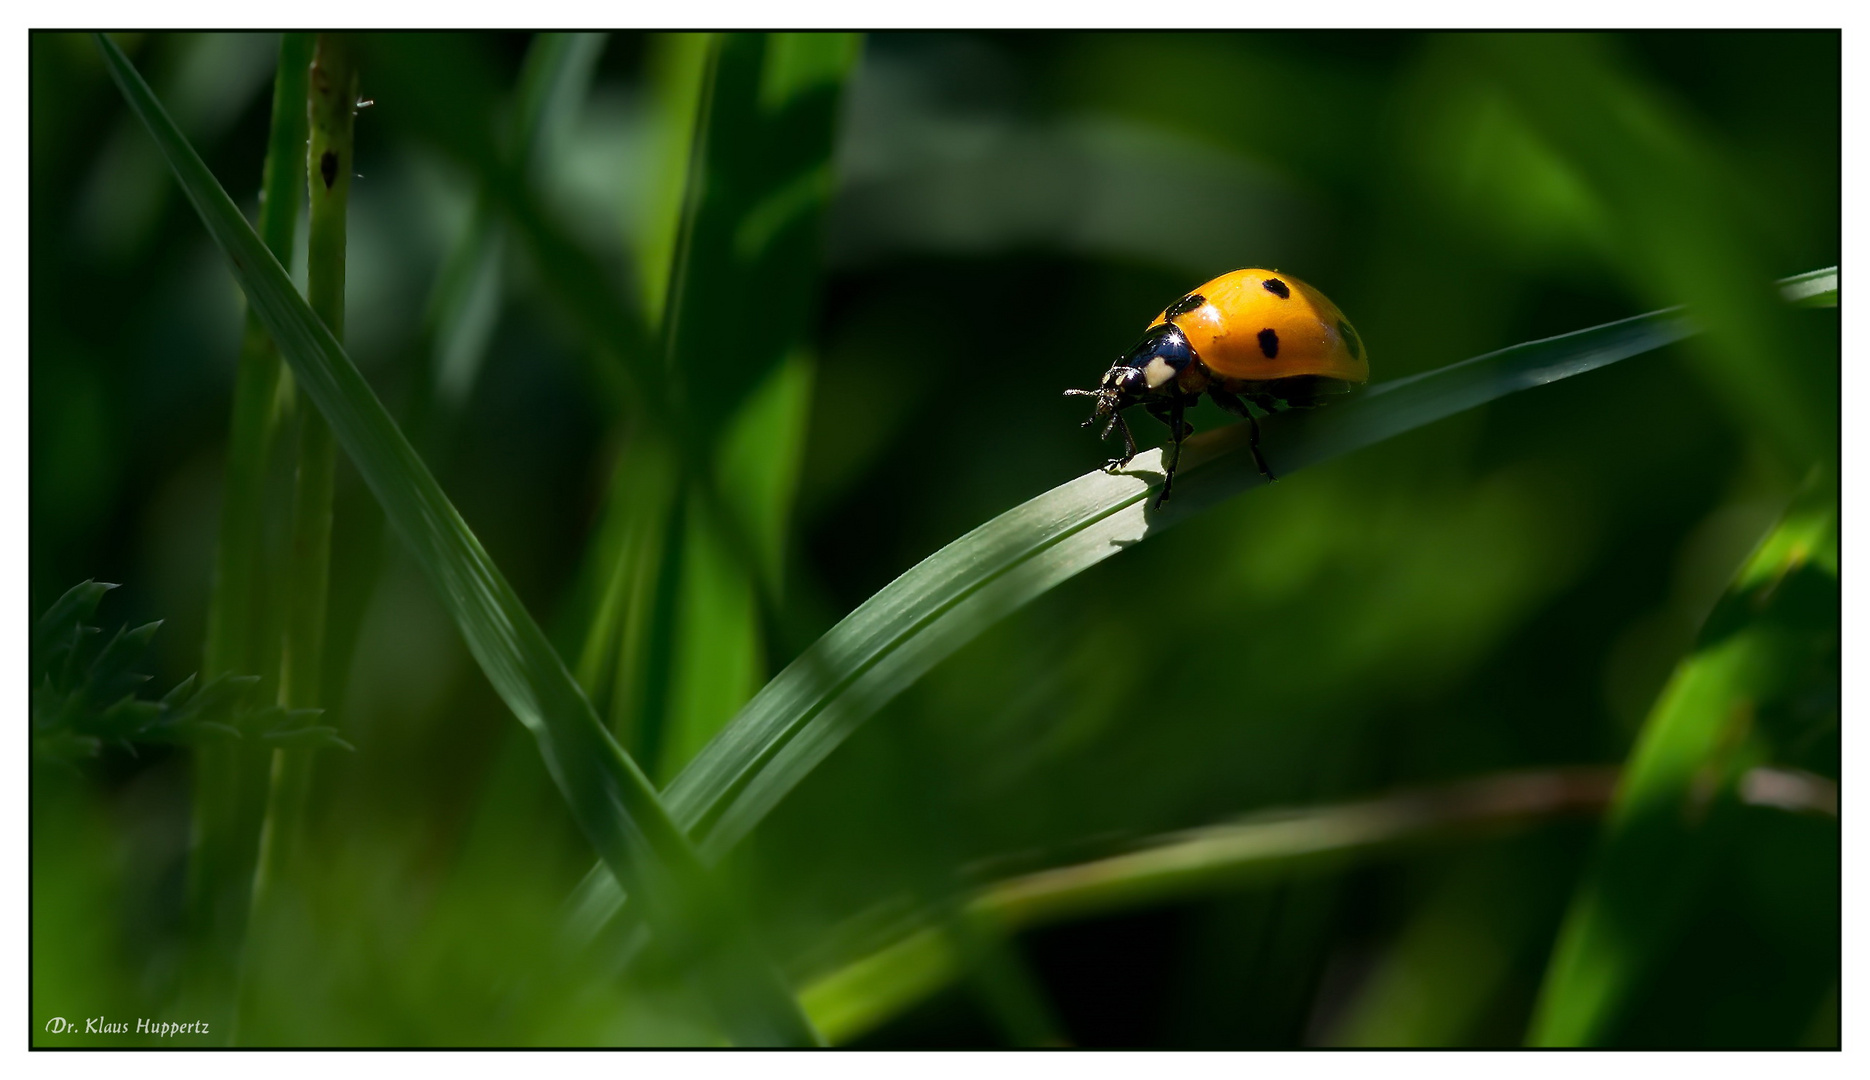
[1064,385,1117,429]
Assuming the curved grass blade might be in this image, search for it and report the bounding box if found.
[97,33,818,1046]
[567,267,1837,935]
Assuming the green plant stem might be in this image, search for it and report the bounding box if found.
[189,30,312,1027]
[242,36,355,1036]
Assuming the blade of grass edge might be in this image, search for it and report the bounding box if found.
[96,33,819,1047]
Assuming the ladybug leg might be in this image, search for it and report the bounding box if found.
[1208,387,1277,482]
[1144,399,1190,508]
[1101,410,1139,471]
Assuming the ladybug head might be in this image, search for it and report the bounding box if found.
[1064,323,1194,434]
[1064,364,1143,428]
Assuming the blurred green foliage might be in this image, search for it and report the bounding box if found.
[31,31,1836,1047]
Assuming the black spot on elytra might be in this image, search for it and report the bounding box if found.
[320,150,338,190]
[1257,328,1280,359]
[1166,293,1206,319]
[1261,277,1290,299]
[1338,319,1362,359]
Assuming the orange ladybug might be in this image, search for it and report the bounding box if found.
[1066,268,1368,506]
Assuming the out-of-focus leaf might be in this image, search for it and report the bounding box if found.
[1528,473,1838,1046]
[32,581,260,762]
[97,34,818,1047]
[423,33,607,419]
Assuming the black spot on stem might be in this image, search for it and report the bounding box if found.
[320,150,339,190]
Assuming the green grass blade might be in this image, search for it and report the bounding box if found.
[650,33,859,777]
[633,33,713,326]
[673,272,1833,858]
[97,33,818,1047]
[568,268,1836,934]
[566,33,709,753]
[803,768,1622,1044]
[239,37,358,1041]
[1528,473,1838,1046]
[203,32,311,683]
[190,32,311,1029]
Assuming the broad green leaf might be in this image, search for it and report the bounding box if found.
[96,33,818,1047]
[1528,473,1838,1046]
[567,268,1836,938]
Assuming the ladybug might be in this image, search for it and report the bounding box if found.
[1066,269,1368,507]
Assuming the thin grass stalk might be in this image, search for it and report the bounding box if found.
[98,34,819,1045]
[252,30,354,909]
[235,36,358,1041]
[188,30,312,1027]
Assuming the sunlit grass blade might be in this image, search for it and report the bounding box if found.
[1528,472,1838,1046]
[567,268,1836,937]
[97,33,818,1047]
